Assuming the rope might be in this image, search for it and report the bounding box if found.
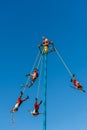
[36,55,43,98]
[55,47,73,78]
[37,54,43,69]
[22,77,29,93]
[22,51,40,93]
[11,113,15,125]
[31,51,40,73]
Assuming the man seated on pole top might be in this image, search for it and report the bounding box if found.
[38,36,54,54]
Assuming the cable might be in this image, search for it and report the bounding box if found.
[31,51,40,73]
[36,55,43,98]
[11,113,15,125]
[37,54,43,69]
[22,51,40,93]
[55,47,73,78]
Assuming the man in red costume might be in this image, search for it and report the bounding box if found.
[71,75,86,92]
[25,68,38,87]
[10,91,29,113]
[41,36,52,46]
[28,98,42,116]
[38,36,54,54]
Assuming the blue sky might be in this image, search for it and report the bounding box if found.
[0,0,87,130]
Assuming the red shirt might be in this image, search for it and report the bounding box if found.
[73,79,82,87]
[34,71,38,77]
[17,98,23,104]
[34,103,40,110]
[73,79,77,85]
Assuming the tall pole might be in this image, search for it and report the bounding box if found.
[43,53,47,130]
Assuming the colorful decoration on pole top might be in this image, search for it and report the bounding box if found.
[38,36,55,54]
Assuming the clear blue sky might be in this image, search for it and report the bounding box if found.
[0,0,87,130]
